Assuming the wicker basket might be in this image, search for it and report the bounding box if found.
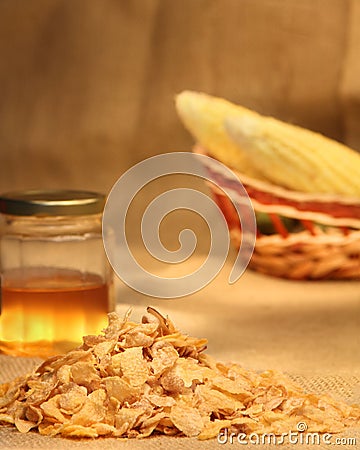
[194,147,360,280]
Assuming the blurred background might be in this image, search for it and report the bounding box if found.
[0,0,359,195]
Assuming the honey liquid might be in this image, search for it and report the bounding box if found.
[0,267,110,358]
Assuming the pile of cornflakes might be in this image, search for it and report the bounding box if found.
[0,307,359,439]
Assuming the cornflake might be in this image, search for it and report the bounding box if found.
[0,307,359,439]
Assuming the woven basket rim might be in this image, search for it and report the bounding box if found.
[254,228,360,246]
[193,146,360,229]
[193,146,360,205]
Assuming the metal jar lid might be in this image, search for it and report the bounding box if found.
[0,190,106,216]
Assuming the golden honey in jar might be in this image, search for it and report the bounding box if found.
[0,190,113,357]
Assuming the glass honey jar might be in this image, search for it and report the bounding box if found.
[0,190,114,358]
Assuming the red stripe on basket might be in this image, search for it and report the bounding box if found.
[269,213,289,238]
[300,219,317,236]
[213,192,240,229]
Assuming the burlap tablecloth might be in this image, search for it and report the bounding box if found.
[1,263,360,449]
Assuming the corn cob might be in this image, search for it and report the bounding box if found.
[225,115,360,197]
[175,91,263,178]
[176,90,360,197]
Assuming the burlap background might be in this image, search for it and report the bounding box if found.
[0,1,360,448]
[0,0,360,194]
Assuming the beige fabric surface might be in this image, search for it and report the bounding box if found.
[1,262,360,449]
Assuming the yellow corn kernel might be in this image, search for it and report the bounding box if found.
[225,115,360,197]
[175,91,263,178]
